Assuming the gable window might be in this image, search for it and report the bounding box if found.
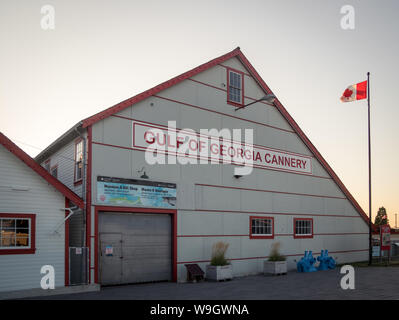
[293,218,313,239]
[50,165,58,179]
[227,69,244,105]
[249,216,274,239]
[74,139,83,184]
[0,213,36,255]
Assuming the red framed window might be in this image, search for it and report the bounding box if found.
[50,164,58,179]
[0,213,36,255]
[249,216,274,239]
[293,218,313,239]
[74,139,83,184]
[227,68,244,106]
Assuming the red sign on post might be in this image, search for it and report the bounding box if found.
[380,225,391,251]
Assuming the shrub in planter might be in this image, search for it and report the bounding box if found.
[206,241,233,281]
[264,242,287,275]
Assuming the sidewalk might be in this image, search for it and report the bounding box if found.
[27,267,399,300]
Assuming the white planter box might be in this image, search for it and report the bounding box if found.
[206,265,233,281]
[264,261,287,275]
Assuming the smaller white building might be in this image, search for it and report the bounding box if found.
[0,133,84,297]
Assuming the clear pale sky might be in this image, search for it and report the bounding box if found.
[1,0,398,225]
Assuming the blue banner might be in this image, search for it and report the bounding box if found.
[97,176,176,208]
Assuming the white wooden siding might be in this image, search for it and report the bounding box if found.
[0,145,66,292]
[40,135,87,200]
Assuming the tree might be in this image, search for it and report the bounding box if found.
[374,207,389,226]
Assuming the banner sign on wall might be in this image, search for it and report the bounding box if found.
[97,176,176,208]
[132,120,313,175]
[380,225,391,251]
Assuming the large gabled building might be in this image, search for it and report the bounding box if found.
[34,47,370,285]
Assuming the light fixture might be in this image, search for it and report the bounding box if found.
[235,94,276,111]
[137,167,149,179]
[140,172,149,179]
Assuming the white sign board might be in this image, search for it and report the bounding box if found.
[132,120,313,175]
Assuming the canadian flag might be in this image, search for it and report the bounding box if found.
[340,80,367,102]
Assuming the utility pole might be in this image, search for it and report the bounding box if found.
[367,72,372,266]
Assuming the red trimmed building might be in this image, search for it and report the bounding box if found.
[34,47,370,285]
[0,133,83,295]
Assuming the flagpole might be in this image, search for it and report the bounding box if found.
[367,71,372,266]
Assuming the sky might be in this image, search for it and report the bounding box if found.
[0,0,398,225]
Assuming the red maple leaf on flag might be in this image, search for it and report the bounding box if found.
[343,88,353,98]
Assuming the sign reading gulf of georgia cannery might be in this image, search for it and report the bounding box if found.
[97,176,176,208]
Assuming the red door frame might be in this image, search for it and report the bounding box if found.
[65,198,70,286]
[94,205,178,284]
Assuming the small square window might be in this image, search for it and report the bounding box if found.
[0,214,35,254]
[294,218,313,238]
[250,216,274,239]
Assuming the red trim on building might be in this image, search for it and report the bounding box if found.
[177,248,368,264]
[178,232,367,237]
[196,183,346,200]
[249,216,274,239]
[226,66,245,107]
[293,218,314,239]
[82,48,242,128]
[218,63,252,77]
[0,213,36,255]
[153,95,295,133]
[65,198,70,286]
[94,206,177,284]
[178,208,360,219]
[94,204,99,284]
[0,133,84,208]
[86,126,93,283]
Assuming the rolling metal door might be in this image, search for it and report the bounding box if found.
[99,212,172,285]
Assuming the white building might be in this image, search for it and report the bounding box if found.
[0,133,84,295]
[34,47,370,285]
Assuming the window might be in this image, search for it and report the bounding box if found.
[74,139,83,184]
[249,216,274,239]
[50,165,58,179]
[44,159,51,172]
[227,69,244,105]
[293,218,313,238]
[0,213,35,255]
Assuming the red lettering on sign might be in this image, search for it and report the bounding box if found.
[198,140,206,152]
[210,143,219,154]
[220,145,226,156]
[296,159,301,168]
[176,137,184,149]
[144,131,155,144]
